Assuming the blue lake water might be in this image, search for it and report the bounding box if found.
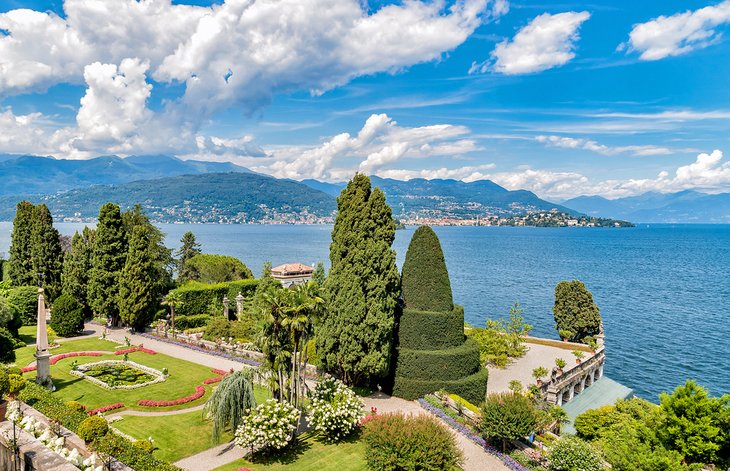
[1,222,728,400]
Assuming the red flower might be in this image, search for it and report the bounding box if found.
[138,386,205,407]
[87,403,124,415]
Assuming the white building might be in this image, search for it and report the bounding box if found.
[271,263,314,288]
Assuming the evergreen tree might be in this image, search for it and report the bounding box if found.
[30,204,63,301]
[312,261,326,286]
[176,231,201,283]
[400,225,452,312]
[553,280,602,344]
[62,227,94,317]
[123,205,174,297]
[317,174,400,385]
[88,203,127,326]
[249,261,281,317]
[118,225,156,330]
[7,201,35,286]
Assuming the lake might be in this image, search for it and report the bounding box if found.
[1,222,728,400]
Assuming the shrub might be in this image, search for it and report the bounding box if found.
[362,412,462,470]
[91,432,178,471]
[66,400,87,413]
[0,296,22,336]
[0,366,9,397]
[203,317,259,342]
[548,436,603,471]
[396,307,465,350]
[480,392,537,453]
[168,279,259,317]
[234,399,299,452]
[50,293,85,337]
[0,327,16,363]
[6,366,22,376]
[6,286,37,325]
[133,439,156,454]
[7,373,26,398]
[18,382,88,431]
[400,226,453,312]
[77,415,110,442]
[173,314,211,330]
[308,377,363,441]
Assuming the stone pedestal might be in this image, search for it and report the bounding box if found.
[34,352,53,390]
[235,292,244,320]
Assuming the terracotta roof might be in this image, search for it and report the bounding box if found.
[271,263,314,275]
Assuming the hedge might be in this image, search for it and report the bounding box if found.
[19,382,89,431]
[392,368,489,405]
[167,279,259,316]
[6,286,37,325]
[394,338,481,382]
[401,226,453,312]
[397,306,465,350]
[173,314,211,330]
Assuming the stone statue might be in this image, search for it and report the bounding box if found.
[235,292,244,320]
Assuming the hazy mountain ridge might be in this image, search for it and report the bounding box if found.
[563,190,730,223]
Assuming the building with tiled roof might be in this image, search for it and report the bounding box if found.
[271,263,314,288]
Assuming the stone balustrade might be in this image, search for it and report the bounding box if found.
[543,347,605,406]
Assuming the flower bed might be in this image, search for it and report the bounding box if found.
[203,376,223,385]
[211,368,229,376]
[70,360,166,390]
[114,347,157,355]
[137,385,205,407]
[417,398,529,471]
[22,365,37,373]
[50,352,103,365]
[87,403,125,416]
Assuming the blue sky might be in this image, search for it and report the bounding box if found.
[1,0,729,200]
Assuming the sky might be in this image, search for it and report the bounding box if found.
[1,0,730,200]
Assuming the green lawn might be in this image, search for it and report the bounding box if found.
[215,432,367,471]
[18,325,36,346]
[13,337,227,411]
[113,385,270,463]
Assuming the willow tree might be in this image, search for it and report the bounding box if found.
[204,369,257,442]
[317,174,400,386]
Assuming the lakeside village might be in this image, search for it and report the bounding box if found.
[0,174,725,471]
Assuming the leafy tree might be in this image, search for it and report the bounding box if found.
[6,286,37,326]
[318,174,400,385]
[88,203,127,326]
[50,294,85,337]
[553,280,602,344]
[204,369,257,442]
[29,204,63,301]
[0,296,21,337]
[62,227,95,318]
[0,327,16,363]
[7,201,36,286]
[548,436,603,471]
[312,261,326,286]
[467,304,532,368]
[175,231,201,283]
[118,226,157,330]
[658,380,730,465]
[480,392,537,452]
[186,254,252,283]
[249,261,281,317]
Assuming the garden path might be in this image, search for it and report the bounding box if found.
[173,442,246,470]
[363,393,510,471]
[106,403,206,418]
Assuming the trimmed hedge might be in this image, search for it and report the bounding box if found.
[167,279,259,316]
[173,314,211,330]
[394,338,481,382]
[50,293,85,337]
[392,368,488,405]
[77,415,109,442]
[401,226,453,312]
[19,382,88,431]
[397,306,465,350]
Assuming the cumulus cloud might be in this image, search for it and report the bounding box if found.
[0,108,59,155]
[622,1,730,60]
[536,135,673,156]
[254,114,478,180]
[470,11,590,74]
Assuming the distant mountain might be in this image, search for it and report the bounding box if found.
[563,190,730,223]
[299,179,346,197]
[0,154,252,197]
[0,173,335,223]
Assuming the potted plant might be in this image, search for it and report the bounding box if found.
[572,350,585,364]
[555,358,567,374]
[532,366,549,386]
[559,330,574,342]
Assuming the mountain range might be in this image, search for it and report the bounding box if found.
[563,190,730,223]
[0,154,574,223]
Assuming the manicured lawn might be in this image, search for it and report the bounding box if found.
[113,385,271,463]
[13,337,229,411]
[215,432,367,471]
[18,325,36,345]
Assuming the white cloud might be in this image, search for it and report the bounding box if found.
[623,1,730,60]
[590,109,730,121]
[378,164,497,181]
[0,108,59,155]
[536,135,673,156]
[254,113,478,180]
[471,11,590,75]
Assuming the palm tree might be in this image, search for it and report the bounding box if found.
[256,287,293,401]
[204,369,257,442]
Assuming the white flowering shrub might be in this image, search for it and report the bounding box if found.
[307,377,363,441]
[234,399,299,451]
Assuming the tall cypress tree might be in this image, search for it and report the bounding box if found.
[175,231,201,283]
[88,203,127,326]
[62,227,95,317]
[30,204,63,301]
[123,205,173,300]
[7,201,36,286]
[118,225,156,330]
[317,174,400,385]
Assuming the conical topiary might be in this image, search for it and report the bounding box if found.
[392,226,488,405]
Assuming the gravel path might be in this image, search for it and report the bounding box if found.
[107,403,206,418]
[174,442,245,471]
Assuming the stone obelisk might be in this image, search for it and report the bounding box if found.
[34,287,54,390]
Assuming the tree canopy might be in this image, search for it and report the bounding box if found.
[480,392,537,452]
[88,203,127,326]
[175,231,201,283]
[553,280,602,344]
[7,201,35,287]
[62,227,94,318]
[30,204,63,300]
[118,225,157,330]
[401,225,452,312]
[186,254,253,284]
